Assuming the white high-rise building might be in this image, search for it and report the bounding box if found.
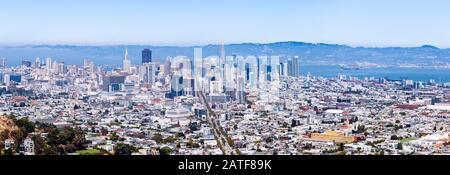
[246,56,258,89]
[140,63,156,84]
[193,48,203,93]
[210,81,223,95]
[52,61,58,73]
[224,56,235,89]
[258,56,269,86]
[282,62,289,77]
[171,56,192,78]
[56,62,67,74]
[45,58,53,71]
[0,58,6,68]
[123,48,132,73]
[236,75,246,104]
[84,59,93,68]
[288,56,301,77]
[270,56,280,81]
[84,59,95,73]
[4,74,10,86]
[219,43,226,86]
[34,57,41,68]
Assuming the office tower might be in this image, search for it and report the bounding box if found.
[402,79,414,88]
[270,56,280,81]
[281,62,289,77]
[246,56,258,89]
[428,79,436,85]
[45,58,53,71]
[140,63,156,84]
[22,60,32,67]
[56,62,67,74]
[183,77,195,96]
[210,81,223,94]
[220,43,226,85]
[224,56,235,89]
[245,63,251,81]
[142,49,152,64]
[102,75,125,92]
[166,74,184,98]
[9,74,22,83]
[84,59,95,73]
[0,58,6,68]
[193,48,203,94]
[171,56,192,79]
[235,56,246,75]
[236,76,246,104]
[163,58,172,76]
[288,56,301,77]
[52,61,58,73]
[4,74,10,86]
[193,48,203,79]
[84,59,93,68]
[34,58,41,68]
[123,48,132,73]
[258,56,269,85]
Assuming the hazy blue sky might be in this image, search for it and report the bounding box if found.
[1,0,450,47]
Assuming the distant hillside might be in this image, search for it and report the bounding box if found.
[1,41,449,66]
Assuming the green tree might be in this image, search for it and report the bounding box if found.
[159,147,173,155]
[356,125,366,133]
[391,135,399,140]
[227,137,235,147]
[338,143,345,151]
[3,149,13,155]
[152,133,163,143]
[114,144,137,155]
[58,127,75,145]
[11,129,25,152]
[43,144,58,155]
[47,128,61,146]
[32,135,45,155]
[65,144,78,153]
[72,127,87,150]
[163,136,176,143]
[176,132,186,139]
[16,117,35,134]
[57,145,67,155]
[109,132,119,141]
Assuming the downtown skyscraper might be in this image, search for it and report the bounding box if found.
[193,47,203,94]
[123,48,132,73]
[288,56,301,77]
[142,49,152,64]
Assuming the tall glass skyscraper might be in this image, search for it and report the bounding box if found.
[142,49,152,63]
[288,56,301,77]
[193,48,203,93]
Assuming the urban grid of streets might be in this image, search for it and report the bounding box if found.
[0,47,450,155]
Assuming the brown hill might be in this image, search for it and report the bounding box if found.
[0,116,19,136]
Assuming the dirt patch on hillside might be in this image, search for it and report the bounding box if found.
[0,116,19,135]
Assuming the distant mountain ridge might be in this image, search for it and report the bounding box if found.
[1,41,449,67]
